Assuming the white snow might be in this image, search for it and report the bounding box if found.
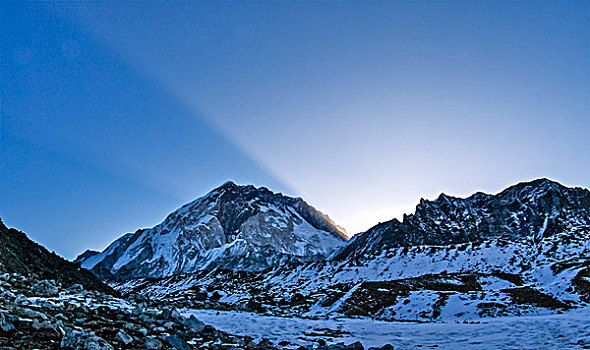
[183,308,590,350]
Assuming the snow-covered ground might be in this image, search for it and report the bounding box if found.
[183,308,590,350]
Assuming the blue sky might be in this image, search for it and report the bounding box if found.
[2,1,589,259]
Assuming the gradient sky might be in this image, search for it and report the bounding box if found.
[2,1,589,259]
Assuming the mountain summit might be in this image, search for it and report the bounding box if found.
[77,182,347,280]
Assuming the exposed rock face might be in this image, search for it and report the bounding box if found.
[78,182,347,280]
[334,178,590,261]
[0,219,114,294]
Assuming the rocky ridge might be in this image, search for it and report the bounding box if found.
[335,178,590,261]
[0,219,113,295]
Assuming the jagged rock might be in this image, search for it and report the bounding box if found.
[256,339,275,349]
[144,336,163,350]
[144,307,160,317]
[0,289,15,302]
[54,320,66,336]
[335,179,590,261]
[170,308,182,320]
[200,324,217,339]
[132,304,144,316]
[345,342,365,350]
[139,314,154,323]
[115,329,133,345]
[60,329,114,350]
[32,280,59,297]
[164,335,191,350]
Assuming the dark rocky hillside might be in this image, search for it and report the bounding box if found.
[0,219,114,294]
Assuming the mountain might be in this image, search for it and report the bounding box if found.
[77,181,347,280]
[110,178,590,323]
[0,219,114,294]
[334,178,590,261]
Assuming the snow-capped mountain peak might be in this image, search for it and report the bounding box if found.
[77,182,347,280]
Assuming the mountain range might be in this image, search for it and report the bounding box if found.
[2,178,589,349]
[75,178,589,323]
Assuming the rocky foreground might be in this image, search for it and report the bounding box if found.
[0,272,394,350]
[0,220,392,350]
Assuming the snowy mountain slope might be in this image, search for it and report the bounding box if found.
[112,227,590,321]
[76,182,347,280]
[109,179,590,322]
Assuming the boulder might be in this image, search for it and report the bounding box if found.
[32,280,59,297]
[181,315,205,333]
[144,337,163,350]
[60,329,114,350]
[164,335,192,350]
[0,312,16,334]
[69,284,84,292]
[32,319,54,331]
[115,329,133,345]
[319,342,364,350]
[368,345,394,350]
[20,308,48,320]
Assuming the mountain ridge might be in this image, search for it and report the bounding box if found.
[333,178,590,261]
[0,219,115,295]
